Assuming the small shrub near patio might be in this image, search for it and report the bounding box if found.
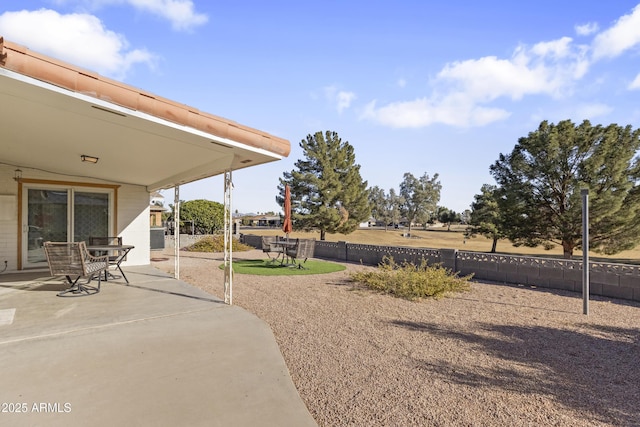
[350,256,472,301]
[184,235,253,252]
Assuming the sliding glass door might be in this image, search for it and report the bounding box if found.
[25,188,67,265]
[73,191,109,242]
[23,185,112,268]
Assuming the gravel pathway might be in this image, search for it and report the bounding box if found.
[152,249,640,427]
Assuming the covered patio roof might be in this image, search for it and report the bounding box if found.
[0,37,290,190]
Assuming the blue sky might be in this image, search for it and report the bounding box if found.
[2,1,640,215]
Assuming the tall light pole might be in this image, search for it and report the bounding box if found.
[581,189,589,315]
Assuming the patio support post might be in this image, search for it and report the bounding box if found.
[174,185,180,280]
[223,170,233,305]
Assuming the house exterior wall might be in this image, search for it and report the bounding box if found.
[116,185,150,266]
[0,164,149,272]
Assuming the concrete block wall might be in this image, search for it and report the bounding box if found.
[168,234,214,249]
[241,234,263,249]
[344,244,439,266]
[313,240,343,261]
[452,251,639,302]
[242,234,640,303]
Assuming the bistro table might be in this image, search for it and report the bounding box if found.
[87,244,134,283]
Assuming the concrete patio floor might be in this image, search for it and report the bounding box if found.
[0,266,316,427]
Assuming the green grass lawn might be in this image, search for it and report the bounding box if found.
[223,259,346,276]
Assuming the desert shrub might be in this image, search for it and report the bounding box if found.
[184,235,252,252]
[350,256,472,301]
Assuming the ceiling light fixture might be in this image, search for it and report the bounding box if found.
[81,155,99,164]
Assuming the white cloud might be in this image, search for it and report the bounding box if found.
[592,4,640,60]
[575,22,599,36]
[530,37,574,59]
[630,73,640,90]
[0,9,155,79]
[574,102,613,119]
[324,86,356,113]
[53,0,208,31]
[438,37,589,101]
[126,0,208,31]
[397,78,406,88]
[336,91,356,113]
[362,36,588,128]
[360,95,510,128]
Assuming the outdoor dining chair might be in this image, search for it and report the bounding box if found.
[285,238,316,268]
[261,235,280,259]
[43,241,109,297]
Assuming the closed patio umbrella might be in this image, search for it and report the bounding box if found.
[282,184,293,237]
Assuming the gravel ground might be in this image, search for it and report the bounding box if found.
[152,249,640,427]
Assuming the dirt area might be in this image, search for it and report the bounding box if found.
[152,248,640,427]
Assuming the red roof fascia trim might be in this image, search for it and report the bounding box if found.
[0,37,290,158]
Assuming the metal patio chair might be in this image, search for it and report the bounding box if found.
[261,235,281,260]
[285,238,316,268]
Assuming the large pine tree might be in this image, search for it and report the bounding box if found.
[490,119,640,258]
[279,131,370,240]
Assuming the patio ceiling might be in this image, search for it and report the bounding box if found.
[0,38,290,191]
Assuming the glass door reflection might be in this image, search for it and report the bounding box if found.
[27,189,68,265]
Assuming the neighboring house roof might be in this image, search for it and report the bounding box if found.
[150,191,165,205]
[247,215,281,221]
[0,37,290,190]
